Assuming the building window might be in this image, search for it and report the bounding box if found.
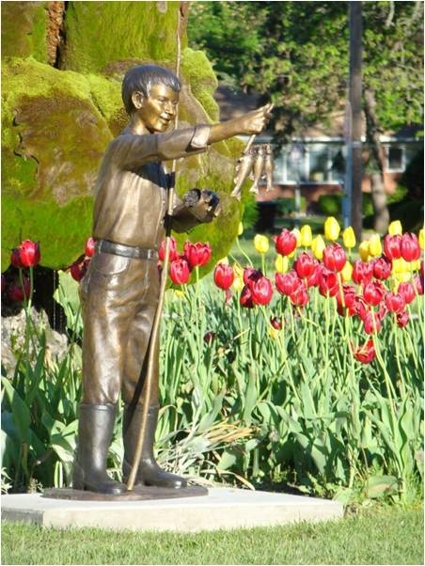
[272,143,344,184]
[272,141,420,184]
[387,146,405,172]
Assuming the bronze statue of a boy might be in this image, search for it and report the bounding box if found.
[73,64,272,494]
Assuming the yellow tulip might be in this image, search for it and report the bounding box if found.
[341,261,353,282]
[342,226,356,249]
[411,259,421,271]
[311,235,326,260]
[394,271,411,282]
[233,275,245,291]
[324,216,341,241]
[253,234,270,254]
[300,224,313,247]
[233,263,247,291]
[388,220,402,236]
[173,289,185,300]
[358,241,370,262]
[268,327,280,340]
[233,262,244,279]
[392,257,411,274]
[217,256,229,265]
[238,222,244,236]
[291,228,302,247]
[419,228,424,250]
[275,254,289,273]
[368,233,382,257]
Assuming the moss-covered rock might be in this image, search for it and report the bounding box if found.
[1,1,246,272]
[61,1,183,74]
[2,59,115,268]
[1,1,49,63]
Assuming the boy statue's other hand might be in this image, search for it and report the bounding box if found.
[183,188,221,221]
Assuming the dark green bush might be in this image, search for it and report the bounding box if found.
[389,200,424,232]
[318,194,342,216]
[242,198,259,231]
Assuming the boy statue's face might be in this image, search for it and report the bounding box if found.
[133,83,179,133]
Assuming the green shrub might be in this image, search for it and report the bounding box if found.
[318,194,342,216]
[242,198,259,231]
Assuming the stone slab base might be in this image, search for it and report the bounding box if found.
[2,487,344,532]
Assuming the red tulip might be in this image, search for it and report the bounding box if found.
[214,263,234,290]
[243,267,263,288]
[398,282,416,304]
[413,275,424,296]
[275,270,300,296]
[363,281,385,306]
[372,256,392,280]
[323,244,346,272]
[352,296,368,320]
[8,278,31,302]
[305,263,321,287]
[184,241,212,269]
[270,316,283,330]
[10,248,25,268]
[352,260,374,285]
[84,237,96,258]
[352,339,376,364]
[400,233,421,262]
[385,292,405,313]
[203,331,216,344]
[170,258,190,285]
[70,258,90,282]
[378,302,388,320]
[294,252,316,279]
[383,234,402,260]
[274,229,297,256]
[159,237,179,262]
[251,275,273,306]
[240,285,254,308]
[318,268,339,297]
[290,284,309,307]
[336,284,357,313]
[11,240,41,268]
[396,309,410,328]
[363,310,383,334]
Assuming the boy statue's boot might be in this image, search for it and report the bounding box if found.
[122,404,187,489]
[73,403,127,495]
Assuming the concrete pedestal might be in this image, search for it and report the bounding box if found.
[1,487,343,532]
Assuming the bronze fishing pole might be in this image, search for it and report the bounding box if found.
[127,7,183,491]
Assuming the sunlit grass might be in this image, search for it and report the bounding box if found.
[2,504,423,565]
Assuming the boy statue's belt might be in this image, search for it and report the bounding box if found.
[96,239,158,261]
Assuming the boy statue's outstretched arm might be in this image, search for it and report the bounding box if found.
[170,104,273,232]
[207,104,273,145]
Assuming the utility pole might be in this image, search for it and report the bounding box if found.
[347,1,363,240]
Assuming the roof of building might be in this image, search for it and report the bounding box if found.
[213,83,423,142]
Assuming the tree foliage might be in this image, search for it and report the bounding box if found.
[188,1,423,141]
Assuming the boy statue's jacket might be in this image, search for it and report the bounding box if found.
[93,124,219,249]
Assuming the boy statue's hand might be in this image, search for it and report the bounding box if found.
[183,188,221,221]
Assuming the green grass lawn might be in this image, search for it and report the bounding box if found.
[2,504,423,565]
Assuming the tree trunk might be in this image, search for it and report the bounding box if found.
[370,172,390,235]
[349,1,363,242]
[364,88,389,234]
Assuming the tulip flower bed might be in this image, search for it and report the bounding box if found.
[156,218,424,503]
[1,218,424,505]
